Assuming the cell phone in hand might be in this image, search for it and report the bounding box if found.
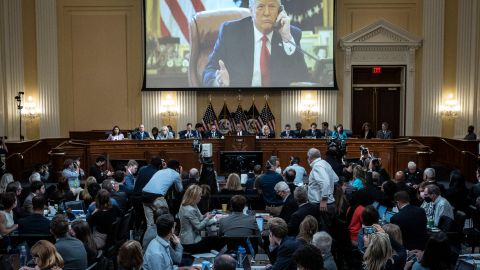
[363,226,376,235]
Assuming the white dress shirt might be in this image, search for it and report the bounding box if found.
[251,23,296,86]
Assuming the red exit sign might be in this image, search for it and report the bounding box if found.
[372,66,382,74]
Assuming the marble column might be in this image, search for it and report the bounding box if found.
[36,0,61,138]
[141,91,163,131]
[420,0,444,136]
[177,91,197,130]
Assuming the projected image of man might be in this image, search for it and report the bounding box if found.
[203,0,309,87]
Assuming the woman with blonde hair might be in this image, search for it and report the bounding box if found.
[297,215,318,245]
[0,173,14,193]
[363,225,406,270]
[20,240,64,270]
[382,223,403,246]
[178,184,214,253]
[258,125,275,138]
[117,240,143,270]
[221,173,244,195]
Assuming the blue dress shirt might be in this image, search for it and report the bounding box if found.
[143,168,183,195]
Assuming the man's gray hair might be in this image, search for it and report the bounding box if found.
[249,0,282,8]
[424,168,435,179]
[407,161,416,170]
[307,148,321,160]
[189,168,199,180]
[425,184,441,196]
[312,231,333,254]
[293,186,308,204]
[274,181,290,193]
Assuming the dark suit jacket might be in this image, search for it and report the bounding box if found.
[133,165,159,193]
[320,128,332,137]
[269,236,300,270]
[293,129,307,138]
[305,129,321,138]
[363,130,375,139]
[278,194,298,224]
[203,17,309,87]
[288,203,322,236]
[257,132,275,138]
[280,131,296,138]
[205,130,222,139]
[233,130,250,136]
[390,204,427,250]
[179,130,199,139]
[18,213,51,235]
[219,212,258,237]
[132,131,150,140]
[376,129,392,139]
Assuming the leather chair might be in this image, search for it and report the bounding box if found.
[188,8,251,87]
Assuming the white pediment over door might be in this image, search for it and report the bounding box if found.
[339,19,422,136]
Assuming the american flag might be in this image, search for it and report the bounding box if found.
[154,0,239,45]
[233,104,248,131]
[218,102,233,135]
[259,102,276,132]
[202,102,217,131]
[246,103,262,134]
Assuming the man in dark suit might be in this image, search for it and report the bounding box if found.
[179,123,199,139]
[390,191,427,250]
[233,123,250,136]
[219,195,258,237]
[18,195,50,235]
[287,186,323,235]
[132,124,150,140]
[203,0,309,87]
[205,124,222,139]
[293,122,306,138]
[267,217,300,270]
[280,124,296,138]
[376,122,392,139]
[275,181,298,223]
[305,122,321,138]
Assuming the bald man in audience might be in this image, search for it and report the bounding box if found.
[393,171,418,205]
[213,254,236,270]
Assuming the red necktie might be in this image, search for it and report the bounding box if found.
[260,35,270,86]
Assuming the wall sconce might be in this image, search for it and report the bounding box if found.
[22,96,40,121]
[300,94,319,121]
[160,94,179,124]
[440,94,460,119]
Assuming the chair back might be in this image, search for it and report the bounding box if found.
[20,234,55,249]
[64,200,85,211]
[438,215,454,232]
[454,211,467,233]
[117,211,132,242]
[188,8,251,86]
[470,205,480,230]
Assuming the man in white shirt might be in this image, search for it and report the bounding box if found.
[306,148,338,215]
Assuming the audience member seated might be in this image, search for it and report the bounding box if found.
[19,240,64,270]
[102,177,128,213]
[6,181,27,220]
[123,160,138,194]
[312,231,337,270]
[376,122,392,139]
[293,122,307,138]
[288,187,321,236]
[183,168,199,189]
[393,171,418,205]
[157,126,174,140]
[346,189,373,246]
[283,169,297,194]
[267,217,300,270]
[205,124,222,139]
[179,123,199,139]
[390,191,427,251]
[283,157,307,187]
[221,173,244,195]
[107,125,124,141]
[305,122,321,138]
[275,181,297,223]
[23,180,45,213]
[178,185,214,254]
[150,126,161,140]
[362,228,406,270]
[0,173,14,193]
[18,195,50,235]
[424,184,454,227]
[199,158,218,194]
[445,169,468,214]
[368,158,390,186]
[88,189,121,249]
[29,172,41,183]
[404,161,423,187]
[51,214,88,270]
[0,192,18,238]
[132,124,150,140]
[422,168,445,195]
[212,254,236,270]
[49,178,75,203]
[292,244,324,270]
[143,214,183,270]
[117,240,144,270]
[331,124,348,140]
[350,165,366,190]
[280,124,296,138]
[361,122,375,139]
[357,205,380,250]
[469,167,480,205]
[382,223,403,246]
[256,157,284,216]
[62,159,83,197]
[70,220,98,266]
[80,177,98,208]
[89,156,112,182]
[142,206,170,249]
[464,125,477,140]
[297,215,318,245]
[258,125,275,138]
[320,122,333,138]
[405,232,450,270]
[219,195,257,237]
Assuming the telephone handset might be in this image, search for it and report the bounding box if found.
[274,5,285,29]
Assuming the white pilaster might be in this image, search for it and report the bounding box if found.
[281,90,301,127]
[420,0,444,136]
[317,90,337,128]
[342,47,352,129]
[0,0,5,137]
[2,0,25,140]
[177,91,197,129]
[36,0,61,138]
[141,91,163,130]
[455,0,478,138]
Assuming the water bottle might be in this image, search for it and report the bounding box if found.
[201,260,211,270]
[19,245,27,266]
[427,216,434,229]
[236,246,246,269]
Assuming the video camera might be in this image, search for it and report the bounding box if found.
[326,138,347,159]
[192,139,212,158]
[360,145,369,155]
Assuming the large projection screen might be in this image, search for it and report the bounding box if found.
[144,0,336,90]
